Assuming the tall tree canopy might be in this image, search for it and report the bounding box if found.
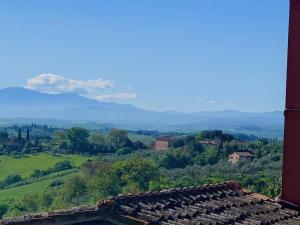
[67,127,90,153]
[109,129,130,149]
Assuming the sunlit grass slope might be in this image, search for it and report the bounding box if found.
[0,153,90,180]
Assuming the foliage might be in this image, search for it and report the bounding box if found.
[49,179,64,188]
[0,175,22,189]
[31,161,73,178]
[160,149,191,169]
[89,133,105,146]
[0,203,8,219]
[113,157,159,191]
[0,126,150,156]
[0,172,77,201]
[21,193,40,212]
[198,130,234,142]
[109,129,131,150]
[88,163,122,200]
[0,129,284,218]
[67,128,90,153]
[0,153,89,180]
[116,147,132,156]
[61,175,88,205]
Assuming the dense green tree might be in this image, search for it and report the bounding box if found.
[205,147,219,165]
[62,175,88,205]
[0,132,8,146]
[88,164,121,201]
[131,141,147,150]
[109,129,130,149]
[67,127,90,153]
[52,130,69,151]
[18,128,22,142]
[116,147,132,156]
[172,138,185,148]
[198,130,233,142]
[113,157,159,191]
[26,129,30,141]
[160,149,191,169]
[89,133,105,146]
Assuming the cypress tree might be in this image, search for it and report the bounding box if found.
[26,129,30,141]
[18,128,22,142]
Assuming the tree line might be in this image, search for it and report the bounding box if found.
[0,127,147,155]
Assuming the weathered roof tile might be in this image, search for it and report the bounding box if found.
[1,182,300,225]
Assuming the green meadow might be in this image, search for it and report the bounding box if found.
[0,172,78,200]
[0,153,90,180]
[0,153,91,200]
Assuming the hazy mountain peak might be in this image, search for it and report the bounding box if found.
[0,87,284,137]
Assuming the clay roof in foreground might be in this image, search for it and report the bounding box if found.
[1,182,299,225]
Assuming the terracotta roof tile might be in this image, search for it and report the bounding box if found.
[1,182,299,225]
[96,181,300,225]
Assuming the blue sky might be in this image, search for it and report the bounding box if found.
[0,0,289,112]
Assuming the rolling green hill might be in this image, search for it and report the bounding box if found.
[0,172,78,200]
[0,153,90,180]
[0,153,92,201]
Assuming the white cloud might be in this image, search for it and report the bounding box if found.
[24,73,137,101]
[93,92,137,101]
[25,73,114,94]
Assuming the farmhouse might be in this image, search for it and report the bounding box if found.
[154,137,172,150]
[228,151,255,164]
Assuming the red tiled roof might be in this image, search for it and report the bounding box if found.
[156,137,172,142]
[2,182,300,225]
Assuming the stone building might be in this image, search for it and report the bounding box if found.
[228,151,255,164]
[154,137,172,150]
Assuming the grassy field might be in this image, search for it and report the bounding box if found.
[0,153,91,180]
[0,172,78,200]
[0,153,91,200]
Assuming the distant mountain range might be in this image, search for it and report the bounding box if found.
[0,87,284,137]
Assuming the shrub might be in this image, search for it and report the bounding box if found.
[116,147,132,156]
[62,175,88,204]
[54,161,73,171]
[49,179,64,188]
[30,161,73,178]
[21,194,40,213]
[0,175,22,188]
[0,203,8,219]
